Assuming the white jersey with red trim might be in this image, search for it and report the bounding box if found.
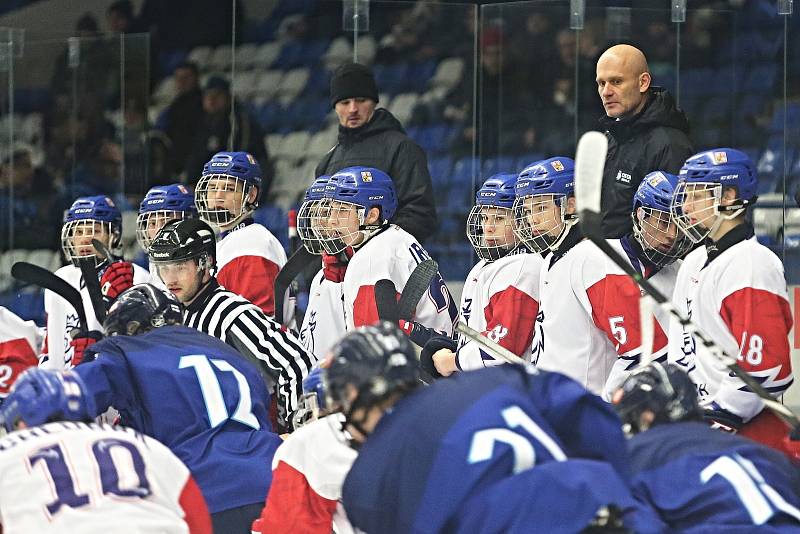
[668,236,793,422]
[342,225,457,334]
[44,263,151,369]
[252,414,358,534]
[216,221,288,318]
[456,250,542,371]
[299,269,346,360]
[533,237,675,399]
[0,307,43,397]
[0,421,210,534]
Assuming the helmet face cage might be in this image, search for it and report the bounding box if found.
[195,173,255,228]
[61,219,116,266]
[632,206,692,267]
[136,210,191,250]
[513,193,570,253]
[315,199,365,255]
[671,181,723,243]
[297,199,328,255]
[466,205,518,261]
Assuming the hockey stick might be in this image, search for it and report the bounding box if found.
[456,322,528,367]
[274,247,316,325]
[11,261,88,332]
[78,257,106,324]
[397,259,439,320]
[574,131,800,432]
[375,279,400,323]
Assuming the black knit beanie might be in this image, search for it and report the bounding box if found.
[330,62,379,108]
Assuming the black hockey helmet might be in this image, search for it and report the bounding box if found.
[102,283,184,336]
[147,218,216,266]
[323,321,420,424]
[613,362,702,435]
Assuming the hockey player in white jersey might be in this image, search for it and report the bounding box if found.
[518,159,689,398]
[194,151,288,317]
[670,147,794,455]
[297,176,347,360]
[45,196,151,369]
[429,172,542,377]
[0,401,211,533]
[0,307,43,400]
[252,364,358,534]
[315,166,457,334]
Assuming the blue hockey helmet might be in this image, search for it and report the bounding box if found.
[323,321,419,440]
[195,151,263,228]
[298,175,331,255]
[136,183,197,250]
[475,172,518,209]
[292,364,329,429]
[319,167,397,254]
[613,362,702,435]
[467,173,520,261]
[61,195,122,265]
[102,284,184,337]
[631,171,692,267]
[327,166,397,221]
[673,148,758,243]
[512,157,577,253]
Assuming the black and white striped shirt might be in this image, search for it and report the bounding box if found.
[184,280,316,430]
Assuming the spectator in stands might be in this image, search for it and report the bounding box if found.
[183,76,273,192]
[0,145,60,250]
[447,26,534,159]
[106,0,135,34]
[316,62,437,242]
[156,62,204,177]
[596,44,693,238]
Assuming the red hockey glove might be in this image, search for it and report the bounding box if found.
[322,247,354,282]
[69,330,103,366]
[100,261,134,300]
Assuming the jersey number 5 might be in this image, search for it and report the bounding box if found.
[467,405,566,474]
[29,438,151,518]
[180,354,260,430]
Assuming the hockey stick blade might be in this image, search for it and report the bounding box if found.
[375,279,400,323]
[11,261,88,332]
[456,322,528,367]
[573,132,800,433]
[274,247,316,325]
[398,259,439,320]
[78,257,106,324]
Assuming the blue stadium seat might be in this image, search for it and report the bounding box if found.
[451,157,480,188]
[406,60,438,93]
[373,62,410,96]
[0,289,45,326]
[302,67,332,97]
[428,156,453,192]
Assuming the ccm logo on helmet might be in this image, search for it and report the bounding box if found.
[719,174,740,181]
[73,208,94,214]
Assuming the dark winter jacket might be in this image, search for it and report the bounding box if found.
[315,108,438,242]
[598,87,693,238]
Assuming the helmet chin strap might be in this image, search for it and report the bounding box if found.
[707,203,745,241]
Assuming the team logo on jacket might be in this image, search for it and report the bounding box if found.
[713,151,728,164]
[551,160,564,172]
[615,170,632,184]
[361,171,373,182]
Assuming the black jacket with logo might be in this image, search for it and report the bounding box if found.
[598,87,693,238]
[314,108,438,242]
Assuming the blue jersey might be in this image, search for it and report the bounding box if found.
[341,365,630,534]
[453,459,665,533]
[629,421,800,532]
[79,325,281,513]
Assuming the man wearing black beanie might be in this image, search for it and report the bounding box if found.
[315,62,438,243]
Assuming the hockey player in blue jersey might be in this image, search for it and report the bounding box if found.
[2,284,282,534]
[326,321,641,533]
[613,362,800,532]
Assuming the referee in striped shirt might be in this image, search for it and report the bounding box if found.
[148,218,315,432]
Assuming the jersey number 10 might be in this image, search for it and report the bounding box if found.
[28,438,151,518]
